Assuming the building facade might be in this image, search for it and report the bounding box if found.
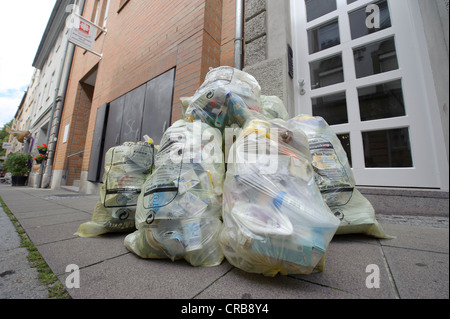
[50,0,235,192]
[28,0,447,212]
[22,0,75,187]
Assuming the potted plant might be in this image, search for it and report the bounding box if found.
[37,143,48,155]
[3,152,32,186]
[34,154,46,164]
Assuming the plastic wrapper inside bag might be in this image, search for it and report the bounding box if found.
[75,141,155,238]
[184,66,264,130]
[219,119,340,276]
[289,115,392,239]
[124,120,226,267]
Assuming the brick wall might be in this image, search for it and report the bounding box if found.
[220,0,236,66]
[53,0,236,186]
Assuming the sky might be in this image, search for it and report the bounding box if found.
[0,0,57,129]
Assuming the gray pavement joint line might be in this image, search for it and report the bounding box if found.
[191,266,235,299]
[4,198,94,216]
[2,197,74,211]
[35,234,86,247]
[21,217,90,230]
[43,201,95,214]
[286,275,363,298]
[53,251,132,277]
[12,211,90,220]
[380,244,449,256]
[378,241,401,299]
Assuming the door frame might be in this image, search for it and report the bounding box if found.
[290,0,448,190]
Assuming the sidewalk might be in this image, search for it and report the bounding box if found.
[0,183,448,300]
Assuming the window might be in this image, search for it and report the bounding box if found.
[91,0,100,23]
[56,33,62,52]
[305,0,337,22]
[312,91,348,125]
[307,19,340,54]
[353,37,398,78]
[349,0,391,40]
[337,133,352,167]
[100,0,110,29]
[118,0,130,13]
[310,54,344,89]
[44,84,49,102]
[362,128,413,168]
[91,0,110,36]
[48,71,56,102]
[358,80,405,121]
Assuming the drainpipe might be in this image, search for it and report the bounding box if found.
[39,0,86,188]
[234,0,244,70]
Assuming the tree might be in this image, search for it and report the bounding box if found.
[0,120,13,158]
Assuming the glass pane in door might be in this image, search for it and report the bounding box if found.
[358,79,405,121]
[337,133,352,167]
[312,91,348,124]
[354,37,398,78]
[362,128,413,167]
[305,0,337,22]
[310,54,344,89]
[308,19,340,54]
[349,0,391,40]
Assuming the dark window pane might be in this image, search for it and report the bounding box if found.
[142,68,175,145]
[337,133,352,167]
[354,37,398,78]
[358,80,406,121]
[349,0,391,40]
[312,91,348,125]
[308,19,340,54]
[347,0,358,4]
[310,54,344,89]
[305,0,337,22]
[362,128,413,167]
[120,84,146,143]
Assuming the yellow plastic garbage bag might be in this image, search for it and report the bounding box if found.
[220,119,340,276]
[75,141,155,238]
[289,115,392,239]
[124,120,225,267]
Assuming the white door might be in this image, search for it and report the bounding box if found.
[291,0,442,188]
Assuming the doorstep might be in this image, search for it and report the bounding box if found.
[359,187,449,217]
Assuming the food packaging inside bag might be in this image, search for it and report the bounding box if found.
[219,119,340,276]
[75,141,155,238]
[124,120,226,267]
[184,66,266,131]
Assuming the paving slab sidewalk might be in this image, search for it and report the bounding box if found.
[0,184,448,301]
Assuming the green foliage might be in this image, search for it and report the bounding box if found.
[0,197,70,299]
[3,152,31,176]
[0,120,13,157]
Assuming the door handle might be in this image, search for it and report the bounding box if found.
[298,80,306,96]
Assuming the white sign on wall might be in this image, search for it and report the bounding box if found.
[68,14,104,57]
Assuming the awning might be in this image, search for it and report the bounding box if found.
[5,126,30,143]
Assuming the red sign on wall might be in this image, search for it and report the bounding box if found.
[79,21,90,35]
